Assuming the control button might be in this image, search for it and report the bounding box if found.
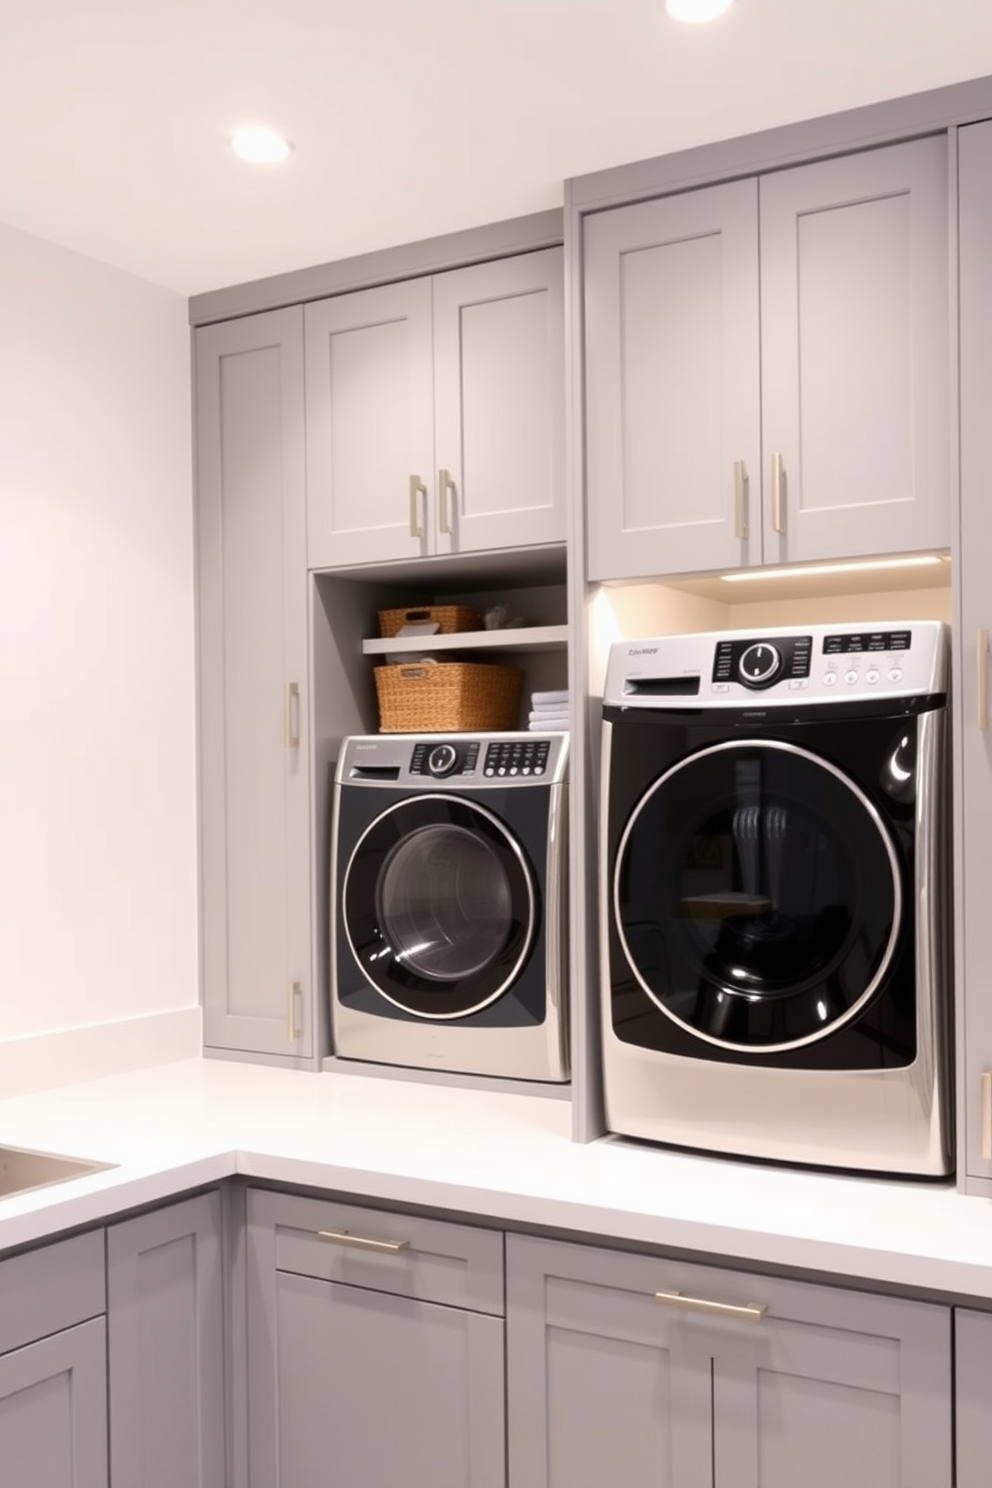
[738,642,782,687]
[823,672,838,686]
[866,668,880,684]
[712,683,730,693]
[845,670,860,685]
[888,667,903,683]
[787,679,809,690]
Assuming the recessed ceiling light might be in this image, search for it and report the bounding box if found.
[230,125,293,165]
[664,0,734,21]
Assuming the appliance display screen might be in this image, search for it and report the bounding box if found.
[822,630,912,654]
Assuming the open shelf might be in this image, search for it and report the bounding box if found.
[363,624,568,657]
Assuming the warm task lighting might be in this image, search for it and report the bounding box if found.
[719,555,946,584]
[230,125,293,165]
[664,0,734,21]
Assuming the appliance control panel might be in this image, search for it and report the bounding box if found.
[337,732,569,788]
[605,621,947,708]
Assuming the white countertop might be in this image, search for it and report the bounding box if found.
[0,1057,990,1301]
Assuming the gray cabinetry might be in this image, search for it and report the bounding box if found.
[584,135,949,581]
[107,1190,226,1488]
[955,1306,992,1488]
[195,307,313,1060]
[246,1187,505,1488]
[955,117,992,1192]
[506,1232,952,1487]
[305,246,565,569]
[0,1231,108,1488]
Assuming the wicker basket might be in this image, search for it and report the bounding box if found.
[374,662,522,733]
[377,604,483,639]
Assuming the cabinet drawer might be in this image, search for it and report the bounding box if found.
[0,1230,105,1355]
[248,1187,504,1315]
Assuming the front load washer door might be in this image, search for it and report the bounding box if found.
[614,739,903,1052]
[343,795,536,1019]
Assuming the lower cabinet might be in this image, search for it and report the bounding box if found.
[245,1187,506,1488]
[506,1232,953,1488]
[0,1231,108,1488]
[107,1190,227,1488]
[954,1306,992,1488]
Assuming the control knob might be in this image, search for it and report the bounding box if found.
[426,743,458,777]
[738,642,782,688]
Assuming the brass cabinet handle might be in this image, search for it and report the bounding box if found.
[284,682,300,749]
[287,981,302,1042]
[733,459,749,539]
[409,475,427,537]
[437,467,453,534]
[770,451,786,534]
[655,1289,767,1322]
[318,1228,410,1255]
[978,629,990,731]
[982,1073,992,1162]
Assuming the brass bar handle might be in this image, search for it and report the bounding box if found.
[771,452,785,534]
[318,1228,410,1255]
[409,475,427,537]
[733,459,749,539]
[655,1289,767,1323]
[284,682,300,749]
[437,467,453,534]
[287,981,302,1042]
[978,629,990,731]
[982,1073,992,1161]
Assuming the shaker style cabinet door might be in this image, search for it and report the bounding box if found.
[0,1321,108,1488]
[107,1192,226,1488]
[305,248,565,570]
[432,246,566,555]
[955,1307,992,1488]
[195,308,313,1058]
[507,1233,952,1488]
[956,117,992,1190]
[758,134,950,566]
[584,135,949,583]
[246,1189,505,1488]
[584,178,761,582]
[305,277,435,569]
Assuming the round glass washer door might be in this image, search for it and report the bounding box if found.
[343,795,536,1019]
[613,739,903,1052]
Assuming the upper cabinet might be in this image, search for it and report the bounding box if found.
[305,247,565,569]
[584,136,950,582]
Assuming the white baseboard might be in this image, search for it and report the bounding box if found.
[0,1007,202,1099]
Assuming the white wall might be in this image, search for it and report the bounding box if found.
[0,222,200,1091]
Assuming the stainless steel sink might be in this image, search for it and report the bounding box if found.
[0,1144,114,1198]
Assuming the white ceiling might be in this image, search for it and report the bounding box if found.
[3,0,992,299]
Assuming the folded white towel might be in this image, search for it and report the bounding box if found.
[531,689,569,706]
[528,712,569,729]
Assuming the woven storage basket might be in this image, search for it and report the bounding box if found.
[374,662,522,733]
[377,604,483,639]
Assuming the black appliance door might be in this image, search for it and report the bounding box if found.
[614,739,902,1051]
[342,795,536,1018]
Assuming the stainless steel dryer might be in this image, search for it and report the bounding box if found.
[331,732,568,1082]
[600,621,951,1176]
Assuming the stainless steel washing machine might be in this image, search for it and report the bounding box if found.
[600,621,952,1176]
[331,731,568,1082]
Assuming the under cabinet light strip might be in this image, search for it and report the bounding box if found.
[719,555,945,583]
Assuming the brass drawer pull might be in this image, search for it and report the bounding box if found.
[733,458,748,539]
[318,1228,410,1255]
[655,1289,767,1322]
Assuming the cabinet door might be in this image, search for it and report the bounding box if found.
[0,1318,108,1488]
[957,118,992,1188]
[107,1191,226,1488]
[507,1233,714,1488]
[507,1233,951,1488]
[305,277,435,568]
[433,247,566,554]
[708,1274,950,1488]
[196,308,313,1058]
[247,1189,505,1488]
[955,1307,992,1488]
[759,136,949,565]
[584,179,761,581]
